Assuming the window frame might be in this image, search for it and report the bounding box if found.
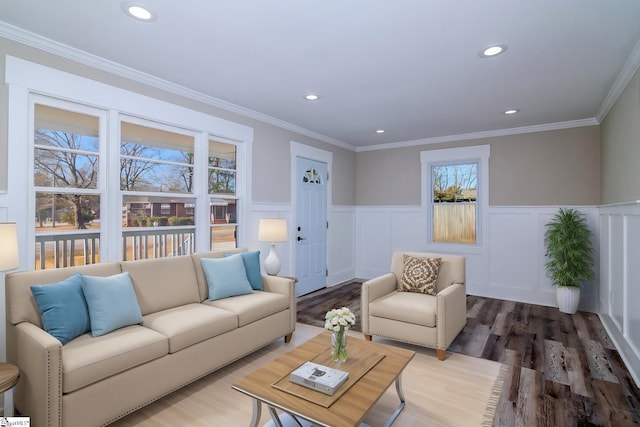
[421,145,490,253]
[6,56,253,269]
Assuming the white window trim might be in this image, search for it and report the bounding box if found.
[420,145,490,254]
[6,55,253,268]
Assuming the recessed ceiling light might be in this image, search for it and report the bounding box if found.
[504,109,520,115]
[479,44,508,58]
[121,2,157,21]
[304,94,320,101]
[375,129,385,134]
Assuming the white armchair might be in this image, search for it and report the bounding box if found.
[361,251,466,360]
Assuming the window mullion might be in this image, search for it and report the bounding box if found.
[103,109,122,262]
[194,132,210,252]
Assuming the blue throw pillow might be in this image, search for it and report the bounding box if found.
[81,272,143,337]
[224,251,263,290]
[201,255,254,301]
[30,273,90,344]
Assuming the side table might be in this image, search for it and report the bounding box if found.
[0,362,20,417]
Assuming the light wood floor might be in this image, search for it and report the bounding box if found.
[450,295,640,426]
[112,323,505,427]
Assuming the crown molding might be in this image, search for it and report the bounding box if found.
[0,22,356,151]
[596,39,640,122]
[355,118,600,152]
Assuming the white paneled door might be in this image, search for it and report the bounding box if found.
[295,157,327,296]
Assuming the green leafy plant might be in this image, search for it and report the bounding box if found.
[544,208,594,288]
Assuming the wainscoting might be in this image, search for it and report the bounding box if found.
[598,201,640,386]
[354,205,599,311]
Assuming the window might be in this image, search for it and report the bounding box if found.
[9,56,252,270]
[33,103,104,269]
[432,162,478,244]
[120,120,197,260]
[30,101,246,267]
[208,138,238,250]
[421,145,489,249]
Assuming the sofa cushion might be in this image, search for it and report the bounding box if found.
[143,303,238,353]
[62,325,168,393]
[390,252,465,294]
[206,291,290,327]
[30,273,91,344]
[121,256,201,315]
[6,262,122,328]
[369,291,437,327]
[82,272,144,336]
[201,256,254,301]
[400,255,441,295]
[192,248,248,301]
[225,251,263,290]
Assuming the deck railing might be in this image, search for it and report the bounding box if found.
[35,231,101,270]
[35,226,196,269]
[122,227,195,261]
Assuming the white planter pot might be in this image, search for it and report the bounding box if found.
[556,287,580,314]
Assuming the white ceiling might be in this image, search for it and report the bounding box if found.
[1,1,640,150]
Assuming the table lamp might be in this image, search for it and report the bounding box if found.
[258,218,288,275]
[0,222,19,272]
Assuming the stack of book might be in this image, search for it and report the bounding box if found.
[290,361,349,396]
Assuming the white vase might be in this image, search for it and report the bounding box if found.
[556,287,580,314]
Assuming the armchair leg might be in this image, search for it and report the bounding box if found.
[364,334,372,341]
[437,349,446,361]
[284,333,293,343]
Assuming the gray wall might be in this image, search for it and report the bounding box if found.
[601,68,640,205]
[355,126,601,206]
[0,37,356,206]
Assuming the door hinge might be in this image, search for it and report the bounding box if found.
[326,221,329,229]
[327,172,329,182]
[326,268,328,277]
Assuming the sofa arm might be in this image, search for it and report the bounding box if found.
[436,283,467,350]
[261,275,297,335]
[261,275,295,297]
[13,322,63,427]
[361,273,397,334]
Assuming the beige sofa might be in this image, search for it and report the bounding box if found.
[361,251,466,360]
[5,249,296,427]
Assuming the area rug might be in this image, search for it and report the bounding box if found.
[296,281,362,331]
[111,324,508,427]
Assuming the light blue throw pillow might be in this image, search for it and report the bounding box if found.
[30,273,90,344]
[201,255,254,301]
[81,272,143,337]
[224,251,263,290]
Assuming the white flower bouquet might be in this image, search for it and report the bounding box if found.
[324,307,356,363]
[324,307,356,332]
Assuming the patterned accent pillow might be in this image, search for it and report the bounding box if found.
[400,255,442,295]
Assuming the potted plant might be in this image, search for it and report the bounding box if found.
[544,208,595,314]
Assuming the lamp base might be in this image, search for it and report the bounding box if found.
[264,243,281,276]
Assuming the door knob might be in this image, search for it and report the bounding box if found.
[297,226,301,231]
[297,236,305,241]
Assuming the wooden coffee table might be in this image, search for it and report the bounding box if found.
[232,332,415,427]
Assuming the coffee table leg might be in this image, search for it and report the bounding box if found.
[382,374,406,427]
[249,398,262,427]
[268,407,284,427]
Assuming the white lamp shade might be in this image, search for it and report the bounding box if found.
[0,222,19,272]
[258,218,288,243]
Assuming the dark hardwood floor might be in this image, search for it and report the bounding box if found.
[450,295,640,426]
